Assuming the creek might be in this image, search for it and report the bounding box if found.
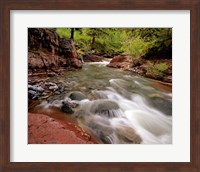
[37,62,172,144]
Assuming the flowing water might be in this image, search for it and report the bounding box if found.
[39,62,172,144]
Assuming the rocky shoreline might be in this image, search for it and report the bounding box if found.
[28,78,101,144]
[107,55,172,83]
[27,28,98,144]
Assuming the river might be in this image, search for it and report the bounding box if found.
[37,61,172,144]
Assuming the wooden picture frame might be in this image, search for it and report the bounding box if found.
[0,0,199,171]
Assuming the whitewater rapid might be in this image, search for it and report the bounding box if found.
[38,61,172,144]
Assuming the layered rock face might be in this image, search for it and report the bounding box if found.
[28,28,82,72]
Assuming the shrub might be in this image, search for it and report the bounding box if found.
[145,62,169,79]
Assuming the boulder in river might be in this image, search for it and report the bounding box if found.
[90,100,121,117]
[61,102,74,114]
[115,126,142,144]
[82,115,114,143]
[28,90,38,100]
[69,91,87,101]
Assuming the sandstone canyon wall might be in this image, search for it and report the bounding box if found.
[28,28,83,75]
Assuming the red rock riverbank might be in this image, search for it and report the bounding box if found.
[28,113,98,144]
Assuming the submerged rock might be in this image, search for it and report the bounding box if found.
[69,91,87,101]
[90,100,121,117]
[148,96,172,116]
[82,115,114,143]
[115,126,142,144]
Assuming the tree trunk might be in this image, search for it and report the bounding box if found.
[70,28,74,40]
[91,36,95,50]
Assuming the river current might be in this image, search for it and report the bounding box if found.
[39,62,172,144]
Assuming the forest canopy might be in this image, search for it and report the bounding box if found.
[56,28,172,59]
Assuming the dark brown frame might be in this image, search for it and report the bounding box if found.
[0,0,199,172]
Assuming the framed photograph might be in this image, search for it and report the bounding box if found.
[1,0,199,172]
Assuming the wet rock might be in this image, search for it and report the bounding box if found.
[57,82,64,88]
[115,126,142,144]
[91,90,108,99]
[28,113,97,144]
[61,102,74,114]
[60,87,65,92]
[99,132,113,144]
[90,100,120,117]
[49,85,58,91]
[148,96,172,116]
[64,100,79,108]
[28,84,35,90]
[38,81,46,88]
[57,82,65,92]
[69,91,87,101]
[83,116,114,143]
[51,100,62,107]
[36,86,45,93]
[82,54,103,62]
[47,82,57,86]
[42,92,48,96]
[28,90,38,100]
[107,55,132,69]
[54,91,61,95]
[28,84,44,93]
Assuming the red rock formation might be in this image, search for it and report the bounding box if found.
[82,54,103,62]
[107,55,132,69]
[28,113,98,144]
[28,28,82,74]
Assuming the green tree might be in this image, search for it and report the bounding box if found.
[83,28,108,50]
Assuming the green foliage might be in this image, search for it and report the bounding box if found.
[123,37,149,59]
[56,28,71,38]
[56,28,172,58]
[145,62,169,79]
[154,63,168,72]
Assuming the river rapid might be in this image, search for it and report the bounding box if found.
[37,62,172,144]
